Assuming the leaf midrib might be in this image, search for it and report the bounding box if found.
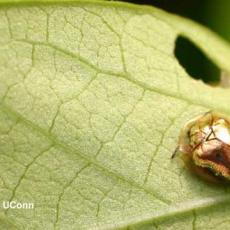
[0,102,169,204]
[103,195,230,230]
[13,39,229,115]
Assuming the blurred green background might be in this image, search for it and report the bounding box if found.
[121,0,230,84]
[126,0,230,42]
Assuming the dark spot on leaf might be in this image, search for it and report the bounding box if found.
[174,36,220,85]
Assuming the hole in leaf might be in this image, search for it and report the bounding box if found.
[174,36,220,85]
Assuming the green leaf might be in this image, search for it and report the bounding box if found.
[0,1,230,229]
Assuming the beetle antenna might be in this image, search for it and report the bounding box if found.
[203,110,213,117]
[171,146,179,159]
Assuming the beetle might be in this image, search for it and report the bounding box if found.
[172,111,230,182]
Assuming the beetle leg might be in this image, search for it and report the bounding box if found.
[171,146,179,159]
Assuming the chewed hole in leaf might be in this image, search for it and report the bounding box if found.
[175,36,221,85]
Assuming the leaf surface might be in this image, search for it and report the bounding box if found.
[0,1,230,229]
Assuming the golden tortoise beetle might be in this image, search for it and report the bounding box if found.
[172,111,230,182]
